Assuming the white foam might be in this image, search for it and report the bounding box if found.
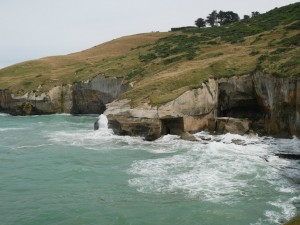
[128,133,300,217]
[54,113,71,116]
[264,197,298,224]
[15,144,53,150]
[45,120,300,224]
[47,127,146,151]
[98,114,108,129]
[128,137,272,202]
[0,113,9,116]
[0,128,26,132]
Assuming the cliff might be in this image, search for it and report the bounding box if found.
[105,72,300,140]
[0,75,130,115]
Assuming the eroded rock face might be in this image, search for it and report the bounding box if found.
[105,79,219,139]
[0,74,131,115]
[105,80,220,139]
[159,79,218,117]
[107,115,162,141]
[1,70,299,138]
[208,117,251,135]
[105,73,300,139]
[253,72,299,137]
[218,75,262,118]
[0,85,73,115]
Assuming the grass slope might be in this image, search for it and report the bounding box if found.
[0,2,299,106]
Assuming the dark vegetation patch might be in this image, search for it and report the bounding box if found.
[279,33,300,47]
[126,67,144,80]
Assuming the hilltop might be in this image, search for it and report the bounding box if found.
[0,2,299,107]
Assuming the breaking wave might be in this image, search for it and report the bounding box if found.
[127,133,300,224]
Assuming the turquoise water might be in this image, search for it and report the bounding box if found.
[0,114,299,225]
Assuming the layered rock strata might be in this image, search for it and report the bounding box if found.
[1,71,299,139]
[105,73,300,139]
[0,75,131,115]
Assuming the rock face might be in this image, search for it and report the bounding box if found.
[105,79,219,139]
[0,74,131,115]
[105,73,300,139]
[253,72,299,137]
[1,71,299,139]
[209,117,250,135]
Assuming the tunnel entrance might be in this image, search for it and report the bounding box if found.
[218,100,266,119]
[160,117,184,135]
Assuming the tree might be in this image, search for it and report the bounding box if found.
[217,10,226,25]
[206,10,218,27]
[217,11,240,25]
[195,18,206,28]
[251,11,260,17]
[243,15,250,20]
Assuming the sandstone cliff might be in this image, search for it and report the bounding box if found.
[0,74,131,115]
[1,71,299,139]
[105,73,300,139]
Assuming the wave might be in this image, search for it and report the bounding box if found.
[0,113,9,116]
[45,121,300,225]
[47,127,144,150]
[126,133,300,225]
[128,145,265,202]
[0,128,26,132]
[15,144,54,150]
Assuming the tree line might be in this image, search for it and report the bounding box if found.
[195,10,260,28]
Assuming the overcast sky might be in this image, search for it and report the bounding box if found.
[0,0,298,68]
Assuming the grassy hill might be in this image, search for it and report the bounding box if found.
[0,2,299,106]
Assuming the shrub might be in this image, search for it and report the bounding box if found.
[271,47,291,54]
[139,53,157,63]
[280,33,300,47]
[162,56,183,65]
[249,50,260,56]
[126,67,144,80]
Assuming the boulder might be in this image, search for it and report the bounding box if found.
[94,119,99,130]
[211,117,250,135]
[180,132,198,142]
[107,115,162,141]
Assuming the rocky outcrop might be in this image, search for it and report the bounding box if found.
[108,115,162,141]
[105,79,219,139]
[1,70,299,139]
[209,117,251,135]
[0,86,72,115]
[218,75,262,118]
[105,73,300,139]
[71,75,131,114]
[253,72,299,137]
[0,74,131,115]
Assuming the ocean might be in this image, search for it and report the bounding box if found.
[0,113,299,225]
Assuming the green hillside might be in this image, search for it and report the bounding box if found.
[0,2,299,106]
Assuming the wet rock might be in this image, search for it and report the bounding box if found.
[214,117,250,135]
[199,136,212,141]
[232,139,246,146]
[180,132,198,142]
[283,214,300,225]
[275,153,300,160]
[94,119,99,130]
[107,115,161,141]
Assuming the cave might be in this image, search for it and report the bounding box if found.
[160,117,184,135]
[217,89,266,120]
[218,102,265,119]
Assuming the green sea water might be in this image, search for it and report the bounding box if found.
[0,114,299,225]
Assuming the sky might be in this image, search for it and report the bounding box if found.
[0,0,299,69]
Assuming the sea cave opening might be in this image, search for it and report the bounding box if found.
[160,117,184,135]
